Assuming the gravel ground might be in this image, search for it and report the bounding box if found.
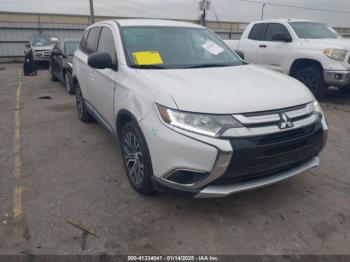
[0,64,349,256]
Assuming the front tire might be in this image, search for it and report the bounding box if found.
[75,83,94,123]
[120,121,155,195]
[294,67,327,99]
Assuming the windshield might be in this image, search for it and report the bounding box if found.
[120,26,242,69]
[32,36,58,47]
[289,22,339,39]
[64,41,80,56]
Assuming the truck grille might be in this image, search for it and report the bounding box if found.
[212,122,324,185]
[34,50,51,58]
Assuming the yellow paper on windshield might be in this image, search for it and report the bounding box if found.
[132,51,163,65]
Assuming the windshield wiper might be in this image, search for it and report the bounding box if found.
[130,64,167,69]
[184,63,235,69]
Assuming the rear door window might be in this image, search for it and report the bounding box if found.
[248,23,268,41]
[86,27,101,54]
[265,23,291,41]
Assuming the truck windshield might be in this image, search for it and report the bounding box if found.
[120,26,242,69]
[289,22,339,39]
[32,36,58,47]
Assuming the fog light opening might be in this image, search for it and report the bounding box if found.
[166,170,209,185]
[334,73,343,80]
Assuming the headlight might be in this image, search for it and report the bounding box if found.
[313,100,324,115]
[157,105,242,137]
[313,100,328,129]
[324,48,347,61]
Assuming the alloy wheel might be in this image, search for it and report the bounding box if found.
[123,132,144,185]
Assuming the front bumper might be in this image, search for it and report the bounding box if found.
[141,105,327,198]
[324,70,350,87]
[195,156,320,198]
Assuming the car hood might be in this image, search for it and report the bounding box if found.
[32,45,55,51]
[304,38,350,51]
[137,65,314,114]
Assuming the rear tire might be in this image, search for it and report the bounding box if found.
[293,67,327,99]
[75,83,94,123]
[64,72,75,95]
[49,63,58,82]
[120,121,155,195]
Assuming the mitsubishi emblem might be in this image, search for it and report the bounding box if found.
[278,113,294,130]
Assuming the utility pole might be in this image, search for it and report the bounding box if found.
[199,0,211,26]
[89,0,95,24]
[261,3,266,20]
[38,14,42,34]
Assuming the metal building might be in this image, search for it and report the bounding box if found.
[1,11,349,63]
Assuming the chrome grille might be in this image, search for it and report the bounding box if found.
[222,103,319,138]
[34,50,51,58]
[235,103,313,126]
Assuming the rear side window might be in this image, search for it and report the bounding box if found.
[248,23,268,41]
[265,23,291,41]
[98,27,117,62]
[86,27,101,54]
[80,30,90,53]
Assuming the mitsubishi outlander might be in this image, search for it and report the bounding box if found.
[73,19,328,198]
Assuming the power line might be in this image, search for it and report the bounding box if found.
[211,2,221,26]
[235,0,350,14]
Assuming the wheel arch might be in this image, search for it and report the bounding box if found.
[289,59,324,76]
[116,109,138,137]
[72,75,79,88]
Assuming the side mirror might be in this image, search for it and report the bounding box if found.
[88,52,118,70]
[51,49,63,56]
[235,50,245,60]
[272,33,292,42]
[25,43,30,48]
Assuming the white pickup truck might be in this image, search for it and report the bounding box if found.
[225,19,350,98]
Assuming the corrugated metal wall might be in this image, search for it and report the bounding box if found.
[0,11,349,63]
[0,21,246,63]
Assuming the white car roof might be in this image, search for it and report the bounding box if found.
[98,19,204,28]
[253,19,319,24]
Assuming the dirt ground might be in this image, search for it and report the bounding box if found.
[0,63,349,255]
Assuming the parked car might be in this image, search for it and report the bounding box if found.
[49,39,80,94]
[73,19,327,198]
[26,35,58,63]
[225,19,350,97]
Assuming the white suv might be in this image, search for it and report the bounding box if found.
[73,19,328,198]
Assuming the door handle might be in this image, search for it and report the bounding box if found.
[259,44,267,48]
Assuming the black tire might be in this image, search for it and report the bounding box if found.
[49,63,58,82]
[75,83,94,123]
[339,86,350,95]
[64,71,75,95]
[293,67,327,99]
[120,121,155,195]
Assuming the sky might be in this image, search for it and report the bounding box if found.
[0,0,349,27]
